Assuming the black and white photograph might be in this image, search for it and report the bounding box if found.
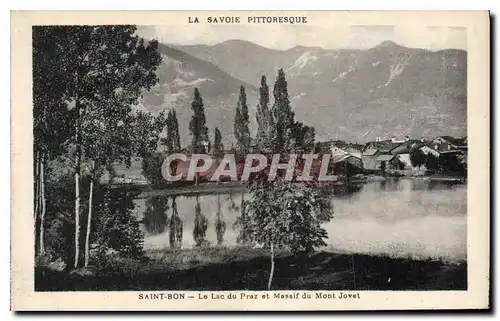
[11,10,490,311]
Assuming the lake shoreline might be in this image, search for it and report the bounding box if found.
[35,246,467,291]
[118,175,466,199]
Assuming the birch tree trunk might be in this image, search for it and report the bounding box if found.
[268,243,275,290]
[84,160,95,268]
[240,192,246,242]
[34,151,40,255]
[74,166,80,268]
[34,150,40,220]
[38,153,46,256]
[74,99,82,269]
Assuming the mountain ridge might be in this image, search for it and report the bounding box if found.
[138,39,467,145]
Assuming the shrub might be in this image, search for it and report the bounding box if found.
[93,190,145,259]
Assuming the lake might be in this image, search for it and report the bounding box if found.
[132,178,467,262]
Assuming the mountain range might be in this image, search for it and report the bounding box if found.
[137,39,467,146]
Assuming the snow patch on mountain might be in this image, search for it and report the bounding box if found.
[286,51,318,75]
[163,91,189,105]
[332,71,348,82]
[171,77,214,87]
[332,67,355,83]
[379,55,410,87]
[292,93,307,100]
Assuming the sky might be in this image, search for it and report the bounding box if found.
[136,24,467,51]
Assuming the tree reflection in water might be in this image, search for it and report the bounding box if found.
[215,194,226,245]
[333,183,364,197]
[143,196,168,235]
[227,192,239,211]
[169,196,183,249]
[193,194,208,247]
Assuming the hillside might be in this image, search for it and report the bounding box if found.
[136,43,258,147]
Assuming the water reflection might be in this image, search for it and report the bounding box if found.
[233,192,249,244]
[132,179,466,261]
[193,195,209,247]
[143,197,168,234]
[215,194,226,245]
[378,177,405,192]
[333,183,364,197]
[227,192,240,211]
[169,196,183,249]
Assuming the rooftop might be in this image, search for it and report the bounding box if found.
[436,136,467,147]
[362,148,379,156]
[376,154,397,162]
[391,140,426,154]
[378,141,403,153]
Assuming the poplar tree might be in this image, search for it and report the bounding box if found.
[272,69,295,151]
[189,88,209,153]
[166,109,181,153]
[234,86,251,152]
[255,75,274,150]
[213,127,223,157]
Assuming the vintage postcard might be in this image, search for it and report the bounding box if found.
[11,11,490,311]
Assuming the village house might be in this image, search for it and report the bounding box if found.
[359,135,468,174]
[361,148,379,170]
[390,139,426,155]
[330,135,467,174]
[329,146,363,176]
[438,149,467,172]
[390,139,427,169]
[343,146,362,159]
[431,136,468,153]
[362,138,387,171]
[362,137,407,171]
[419,144,441,157]
[427,136,468,170]
[378,140,405,154]
[375,154,405,171]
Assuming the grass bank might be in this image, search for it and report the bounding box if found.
[35,246,466,291]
